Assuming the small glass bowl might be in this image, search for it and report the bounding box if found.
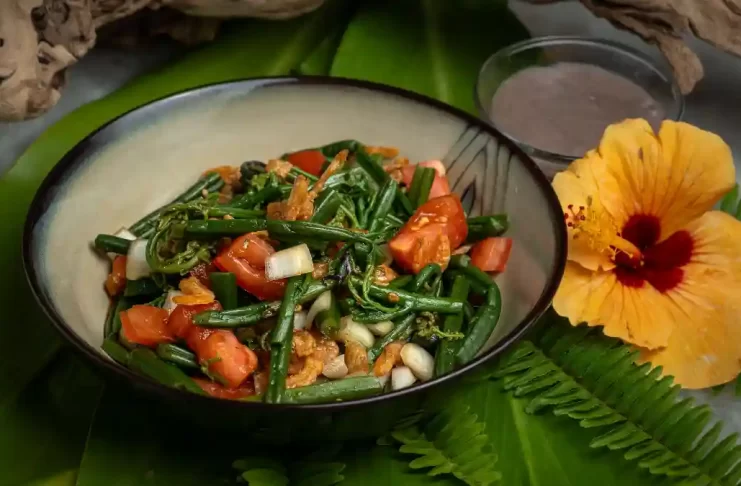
[475,36,685,179]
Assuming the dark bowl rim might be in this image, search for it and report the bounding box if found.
[22,75,567,411]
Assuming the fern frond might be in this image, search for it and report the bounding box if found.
[491,318,741,484]
[391,404,501,485]
[233,449,345,485]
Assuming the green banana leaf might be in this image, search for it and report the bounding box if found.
[330,0,531,115]
[0,351,101,485]
[75,370,656,485]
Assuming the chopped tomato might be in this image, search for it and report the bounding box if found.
[214,235,285,301]
[389,195,467,274]
[230,233,275,270]
[287,149,326,176]
[120,305,173,347]
[173,277,215,306]
[470,237,513,273]
[401,160,451,199]
[186,327,217,355]
[197,330,258,389]
[194,377,255,400]
[168,301,222,342]
[105,255,127,297]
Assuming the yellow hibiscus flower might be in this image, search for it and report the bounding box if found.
[552,118,741,389]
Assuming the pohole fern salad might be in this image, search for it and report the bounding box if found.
[95,140,512,404]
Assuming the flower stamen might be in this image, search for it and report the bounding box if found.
[564,197,642,261]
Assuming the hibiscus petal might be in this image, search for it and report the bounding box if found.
[553,261,673,349]
[597,119,735,241]
[552,163,615,272]
[639,211,741,389]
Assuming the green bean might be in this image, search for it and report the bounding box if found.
[455,284,502,366]
[449,254,495,289]
[102,337,130,365]
[385,213,405,227]
[445,269,488,295]
[156,343,199,370]
[388,275,413,289]
[202,207,266,219]
[367,179,398,232]
[281,376,383,404]
[347,275,462,314]
[194,279,336,327]
[265,276,303,403]
[123,278,161,297]
[408,264,442,293]
[355,150,413,215]
[315,291,342,338]
[395,189,414,216]
[408,167,435,208]
[194,300,282,327]
[466,215,509,242]
[354,149,388,187]
[311,190,343,224]
[351,301,414,324]
[128,348,206,395]
[322,167,370,193]
[299,278,337,303]
[104,297,120,338]
[358,194,373,229]
[230,186,284,209]
[288,166,319,183]
[94,234,132,255]
[368,313,416,362]
[182,219,268,237]
[318,139,361,157]
[130,173,223,237]
[210,272,238,310]
[267,220,374,245]
[434,275,471,376]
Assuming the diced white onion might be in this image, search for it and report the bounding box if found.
[265,244,313,281]
[163,290,183,313]
[126,239,151,280]
[305,290,333,330]
[366,320,394,337]
[108,227,136,260]
[322,354,348,380]
[401,343,434,382]
[392,366,418,390]
[338,316,375,348]
[292,311,309,330]
[452,244,473,256]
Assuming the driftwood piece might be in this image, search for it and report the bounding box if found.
[0,0,323,121]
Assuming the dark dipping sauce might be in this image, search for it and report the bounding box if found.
[490,62,665,159]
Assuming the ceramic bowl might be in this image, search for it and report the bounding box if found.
[23,77,566,442]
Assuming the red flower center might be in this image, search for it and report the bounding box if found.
[614,214,694,293]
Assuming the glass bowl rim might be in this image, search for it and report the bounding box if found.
[475,35,686,164]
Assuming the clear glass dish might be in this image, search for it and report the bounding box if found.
[476,36,685,179]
